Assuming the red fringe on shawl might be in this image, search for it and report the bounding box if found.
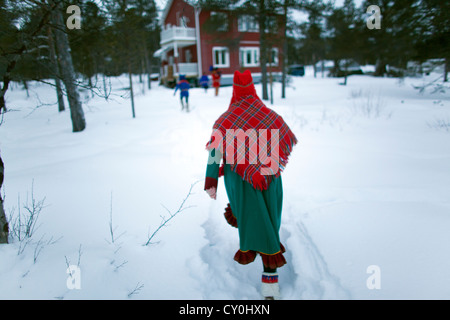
[224,203,238,228]
[234,244,287,269]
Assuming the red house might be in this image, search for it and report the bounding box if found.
[154,0,284,87]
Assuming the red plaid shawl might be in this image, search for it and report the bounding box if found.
[206,70,297,190]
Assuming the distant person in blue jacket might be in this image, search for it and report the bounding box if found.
[174,75,190,112]
[199,73,210,93]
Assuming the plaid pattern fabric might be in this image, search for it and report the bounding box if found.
[206,95,297,190]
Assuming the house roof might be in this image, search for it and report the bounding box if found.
[159,0,285,26]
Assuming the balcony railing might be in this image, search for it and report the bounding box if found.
[163,63,198,79]
[177,63,198,75]
[160,26,196,45]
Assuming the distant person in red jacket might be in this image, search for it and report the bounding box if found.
[212,68,221,97]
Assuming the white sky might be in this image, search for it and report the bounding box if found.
[154,0,367,23]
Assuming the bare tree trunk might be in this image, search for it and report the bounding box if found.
[343,61,348,85]
[374,58,386,77]
[269,52,273,105]
[444,57,448,82]
[0,154,8,244]
[23,80,29,98]
[52,2,86,132]
[129,62,136,118]
[281,0,288,99]
[103,73,108,100]
[0,56,19,112]
[143,42,152,90]
[0,0,56,113]
[47,25,65,112]
[313,53,317,78]
[259,0,269,101]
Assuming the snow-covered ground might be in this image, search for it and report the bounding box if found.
[1,67,449,300]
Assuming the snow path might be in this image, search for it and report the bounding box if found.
[280,214,351,299]
[187,192,350,299]
[188,200,261,299]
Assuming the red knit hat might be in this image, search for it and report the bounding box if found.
[230,70,259,106]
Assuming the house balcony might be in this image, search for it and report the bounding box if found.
[160,26,197,46]
[176,62,198,76]
[162,62,198,79]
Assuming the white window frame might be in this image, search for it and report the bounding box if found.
[238,15,259,32]
[212,47,230,68]
[240,47,260,67]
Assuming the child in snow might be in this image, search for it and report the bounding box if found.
[211,68,221,96]
[199,73,210,93]
[174,74,190,112]
[204,70,298,300]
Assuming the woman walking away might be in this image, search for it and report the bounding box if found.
[212,68,221,96]
[204,70,298,300]
[174,74,190,112]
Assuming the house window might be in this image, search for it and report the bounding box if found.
[213,47,230,68]
[240,47,260,67]
[238,15,259,32]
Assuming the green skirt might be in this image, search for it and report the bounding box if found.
[205,150,286,269]
[222,167,286,268]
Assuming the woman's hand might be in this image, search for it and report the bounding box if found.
[205,187,217,200]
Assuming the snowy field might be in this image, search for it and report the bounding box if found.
[1,67,450,300]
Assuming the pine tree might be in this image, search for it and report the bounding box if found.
[103,0,160,117]
[0,153,7,244]
[50,0,86,131]
[47,23,65,112]
[360,0,421,76]
[327,0,361,84]
[298,0,331,78]
[70,1,107,88]
[279,0,299,99]
[414,0,450,82]
[1,0,86,131]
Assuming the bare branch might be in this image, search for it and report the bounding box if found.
[106,191,126,245]
[144,181,200,246]
[127,282,144,298]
